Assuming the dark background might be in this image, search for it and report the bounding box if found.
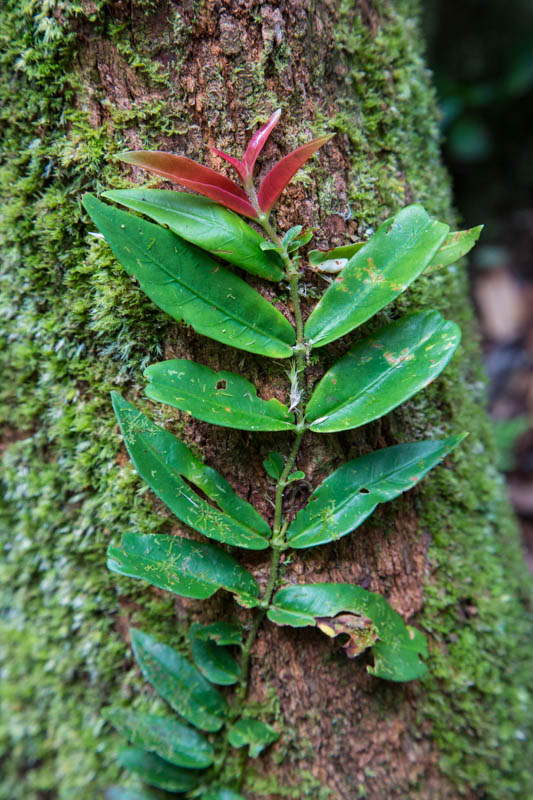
[425,0,533,570]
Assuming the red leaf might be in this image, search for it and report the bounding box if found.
[119,151,257,218]
[210,147,247,183]
[257,134,334,213]
[242,108,281,180]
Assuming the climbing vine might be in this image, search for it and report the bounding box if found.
[83,110,482,799]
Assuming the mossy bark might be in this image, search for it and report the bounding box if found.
[1,1,531,799]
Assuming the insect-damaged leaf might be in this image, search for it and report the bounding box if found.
[117,748,200,793]
[227,718,279,758]
[427,225,484,270]
[315,614,379,657]
[103,708,214,769]
[107,533,260,607]
[102,189,284,282]
[306,311,461,433]
[130,629,227,732]
[117,151,257,218]
[286,436,465,548]
[82,196,295,358]
[144,360,296,432]
[267,584,427,681]
[304,205,449,348]
[112,394,270,549]
[190,623,241,686]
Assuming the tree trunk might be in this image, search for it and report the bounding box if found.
[1,2,532,799]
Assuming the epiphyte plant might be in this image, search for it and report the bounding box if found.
[83,109,482,799]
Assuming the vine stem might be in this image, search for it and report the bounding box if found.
[226,201,309,790]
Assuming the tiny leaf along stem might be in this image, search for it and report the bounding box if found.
[85,110,482,798]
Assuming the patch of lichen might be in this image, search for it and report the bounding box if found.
[331,2,533,798]
[0,2,188,798]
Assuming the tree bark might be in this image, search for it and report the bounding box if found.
[1,2,532,800]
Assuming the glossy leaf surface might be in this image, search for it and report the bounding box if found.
[130,629,227,732]
[427,224,484,269]
[107,534,260,607]
[83,196,295,358]
[117,748,199,793]
[228,718,279,758]
[103,708,214,769]
[190,623,241,686]
[193,621,243,646]
[268,584,427,681]
[145,360,296,432]
[103,189,283,281]
[112,394,270,549]
[118,151,257,218]
[306,311,461,433]
[257,134,333,213]
[287,436,465,548]
[304,205,449,348]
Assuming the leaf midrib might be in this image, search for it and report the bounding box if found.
[308,319,449,424]
[309,219,443,342]
[125,228,292,347]
[288,448,444,542]
[147,379,294,429]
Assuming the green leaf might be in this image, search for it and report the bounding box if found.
[130,629,227,732]
[304,205,449,348]
[287,229,314,252]
[144,360,296,432]
[309,242,364,270]
[282,225,303,247]
[286,470,305,483]
[117,748,200,793]
[190,623,241,686]
[267,584,427,681]
[306,311,461,433]
[103,708,214,769]
[82,195,295,358]
[427,225,483,269]
[203,791,247,800]
[193,621,243,646]
[263,451,284,480]
[103,189,284,281]
[228,718,279,758]
[286,436,465,548]
[112,394,270,549]
[106,788,161,800]
[107,533,260,607]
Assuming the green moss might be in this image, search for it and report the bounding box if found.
[332,2,533,798]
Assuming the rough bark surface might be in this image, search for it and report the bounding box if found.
[1,1,532,800]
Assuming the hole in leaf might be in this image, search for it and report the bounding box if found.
[359,487,370,494]
[216,380,227,391]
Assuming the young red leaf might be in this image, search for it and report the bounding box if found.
[211,109,281,186]
[242,108,281,181]
[210,148,248,184]
[118,151,257,218]
[257,134,333,213]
